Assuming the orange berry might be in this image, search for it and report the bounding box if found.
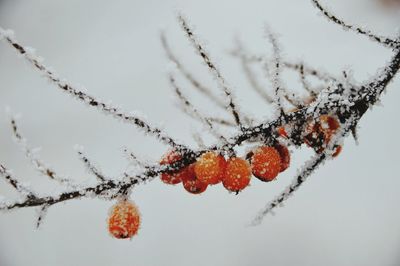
[108,200,141,239]
[160,150,191,185]
[251,146,282,182]
[274,143,290,172]
[181,164,208,194]
[194,152,226,185]
[222,157,251,192]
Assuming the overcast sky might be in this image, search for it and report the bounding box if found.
[0,1,400,266]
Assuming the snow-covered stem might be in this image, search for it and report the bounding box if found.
[233,38,274,103]
[284,61,338,83]
[160,32,226,109]
[0,164,35,198]
[231,51,339,84]
[0,2,399,227]
[10,117,70,184]
[362,48,400,104]
[123,148,149,169]
[0,28,185,150]
[311,0,400,49]
[36,205,49,229]
[177,14,244,127]
[169,74,228,142]
[264,26,286,112]
[252,153,327,225]
[299,63,318,98]
[76,147,107,181]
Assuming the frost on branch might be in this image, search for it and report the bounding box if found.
[0,0,399,237]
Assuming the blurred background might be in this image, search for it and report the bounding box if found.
[0,0,400,265]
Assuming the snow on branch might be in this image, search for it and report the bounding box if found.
[264,25,286,112]
[311,0,400,49]
[160,32,226,109]
[0,164,35,198]
[251,153,327,225]
[169,74,228,143]
[75,145,107,182]
[233,38,274,104]
[177,14,245,128]
[10,116,71,184]
[0,1,399,237]
[0,27,185,150]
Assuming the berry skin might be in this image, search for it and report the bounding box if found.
[160,150,191,185]
[194,152,226,185]
[274,143,290,172]
[251,146,282,182]
[182,165,208,194]
[222,157,251,192]
[108,200,141,239]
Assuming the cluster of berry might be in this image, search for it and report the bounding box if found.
[160,143,290,194]
[106,115,343,239]
[107,144,290,239]
[278,115,342,157]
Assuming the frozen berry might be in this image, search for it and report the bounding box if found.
[251,146,282,182]
[194,152,226,185]
[222,157,251,192]
[182,165,208,194]
[108,200,141,239]
[160,150,191,185]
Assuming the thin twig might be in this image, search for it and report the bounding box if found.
[178,14,244,127]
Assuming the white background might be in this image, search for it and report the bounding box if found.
[0,0,400,265]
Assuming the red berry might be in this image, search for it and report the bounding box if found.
[160,150,191,185]
[222,157,251,192]
[251,146,282,182]
[182,164,208,194]
[194,152,226,185]
[274,143,290,172]
[108,200,141,239]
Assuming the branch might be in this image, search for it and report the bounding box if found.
[169,74,228,143]
[0,4,399,233]
[251,153,327,225]
[178,14,244,127]
[233,38,274,103]
[0,164,35,198]
[160,32,226,109]
[10,117,70,184]
[75,146,107,181]
[311,0,400,49]
[264,25,286,112]
[0,28,186,150]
